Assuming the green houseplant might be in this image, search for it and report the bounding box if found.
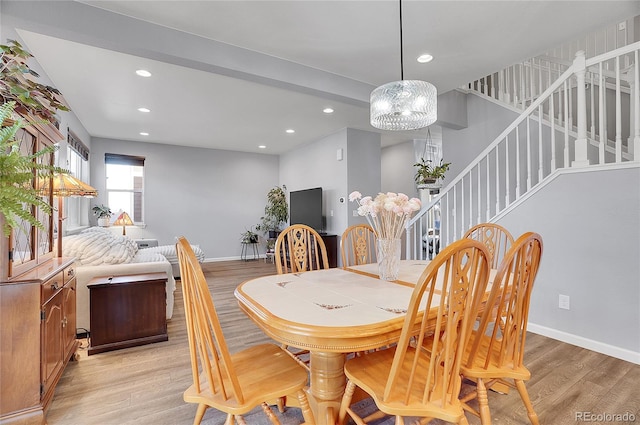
[1,39,70,122]
[92,204,112,226]
[240,227,259,244]
[255,185,288,238]
[0,101,65,236]
[414,158,451,186]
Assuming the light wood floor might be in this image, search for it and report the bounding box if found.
[47,260,640,425]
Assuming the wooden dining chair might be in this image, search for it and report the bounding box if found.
[175,236,316,425]
[275,224,329,274]
[464,222,515,269]
[338,238,491,425]
[340,223,377,267]
[273,224,329,371]
[459,232,543,425]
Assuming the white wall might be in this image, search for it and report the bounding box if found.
[91,137,279,260]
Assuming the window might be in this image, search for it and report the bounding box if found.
[105,154,145,223]
[66,130,90,230]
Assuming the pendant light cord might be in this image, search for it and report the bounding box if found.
[399,0,404,81]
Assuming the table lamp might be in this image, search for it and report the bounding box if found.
[113,211,134,235]
[40,173,98,257]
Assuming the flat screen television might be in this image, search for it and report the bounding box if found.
[289,187,323,233]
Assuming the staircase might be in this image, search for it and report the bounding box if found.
[406,41,640,259]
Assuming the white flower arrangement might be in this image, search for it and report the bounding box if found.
[349,191,421,240]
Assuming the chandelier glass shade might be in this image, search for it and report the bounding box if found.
[371,0,437,131]
[370,79,437,130]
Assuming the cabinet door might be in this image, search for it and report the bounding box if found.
[41,290,64,399]
[63,279,77,356]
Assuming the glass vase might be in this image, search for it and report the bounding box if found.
[377,238,401,281]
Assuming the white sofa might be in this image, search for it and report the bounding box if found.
[63,228,177,333]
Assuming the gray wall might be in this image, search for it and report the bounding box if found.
[280,128,381,237]
[91,138,279,260]
[378,93,640,361]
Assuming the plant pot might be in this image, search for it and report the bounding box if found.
[97,217,110,227]
[268,230,279,239]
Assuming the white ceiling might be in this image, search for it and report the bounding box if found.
[8,0,639,154]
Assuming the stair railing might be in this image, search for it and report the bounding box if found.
[406,42,640,260]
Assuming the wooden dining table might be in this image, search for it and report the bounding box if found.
[234,260,495,425]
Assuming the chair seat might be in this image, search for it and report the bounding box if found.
[184,343,309,415]
[461,332,531,381]
[344,347,467,424]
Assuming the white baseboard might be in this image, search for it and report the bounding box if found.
[528,323,640,365]
[202,255,268,263]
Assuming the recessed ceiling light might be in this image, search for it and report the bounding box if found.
[286,129,295,134]
[139,132,149,136]
[137,107,151,113]
[417,54,434,63]
[136,69,152,77]
[323,107,334,114]
[258,145,266,149]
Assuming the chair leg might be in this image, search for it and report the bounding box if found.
[193,403,207,425]
[296,389,316,425]
[337,380,356,425]
[476,378,491,425]
[276,396,286,413]
[514,379,539,425]
[261,402,282,425]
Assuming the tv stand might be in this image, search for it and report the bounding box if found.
[319,234,337,268]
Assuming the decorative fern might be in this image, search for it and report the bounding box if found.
[0,101,66,236]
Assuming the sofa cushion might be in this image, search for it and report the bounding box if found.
[63,227,139,265]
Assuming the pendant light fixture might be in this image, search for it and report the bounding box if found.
[370,0,437,131]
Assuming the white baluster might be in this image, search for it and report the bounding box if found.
[495,147,500,214]
[599,62,605,164]
[515,131,521,199]
[526,118,532,190]
[477,165,481,225]
[590,72,595,140]
[564,80,570,167]
[615,56,622,163]
[505,137,510,207]
[634,50,640,161]
[485,157,490,221]
[573,51,589,167]
[550,78,557,172]
[538,104,544,182]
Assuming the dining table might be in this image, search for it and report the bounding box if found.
[234,260,494,425]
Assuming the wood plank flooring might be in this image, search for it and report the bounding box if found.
[47,260,640,425]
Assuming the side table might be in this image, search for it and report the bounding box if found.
[88,272,168,355]
[241,242,259,261]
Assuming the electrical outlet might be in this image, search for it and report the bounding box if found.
[618,21,626,31]
[352,210,359,217]
[559,294,570,310]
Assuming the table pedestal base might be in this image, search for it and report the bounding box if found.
[308,352,346,425]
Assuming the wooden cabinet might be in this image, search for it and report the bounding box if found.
[88,272,168,355]
[0,258,78,425]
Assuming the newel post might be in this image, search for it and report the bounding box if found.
[632,51,640,161]
[572,50,590,167]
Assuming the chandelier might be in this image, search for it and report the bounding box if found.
[370,0,437,131]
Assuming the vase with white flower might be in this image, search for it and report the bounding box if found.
[349,191,421,280]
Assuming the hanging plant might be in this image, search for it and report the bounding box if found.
[1,39,70,122]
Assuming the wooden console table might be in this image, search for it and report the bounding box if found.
[88,272,168,355]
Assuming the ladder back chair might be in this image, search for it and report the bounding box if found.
[176,236,315,425]
[338,238,491,425]
[464,223,515,269]
[460,232,543,425]
[275,224,329,274]
[340,223,377,267]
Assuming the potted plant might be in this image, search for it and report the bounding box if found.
[92,204,112,226]
[414,158,451,188]
[255,185,288,238]
[0,102,66,236]
[240,227,259,244]
[1,39,70,122]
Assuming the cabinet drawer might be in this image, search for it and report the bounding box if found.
[64,266,76,284]
[42,271,64,303]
